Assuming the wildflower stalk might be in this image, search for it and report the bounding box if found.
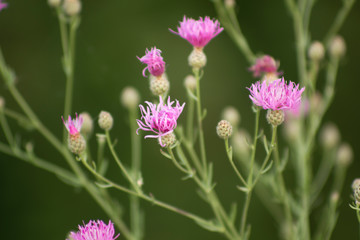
[238,107,260,238]
[284,0,308,86]
[273,125,295,239]
[224,139,247,186]
[194,68,208,180]
[105,130,141,193]
[169,145,241,240]
[186,95,195,145]
[323,0,356,48]
[213,0,255,63]
[129,107,143,240]
[0,141,80,185]
[0,50,133,240]
[0,108,15,149]
[81,156,223,233]
[56,8,80,142]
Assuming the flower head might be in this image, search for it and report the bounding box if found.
[67,220,119,240]
[136,96,185,147]
[248,77,305,111]
[249,55,281,78]
[62,113,83,135]
[0,0,8,11]
[170,16,223,49]
[138,47,165,77]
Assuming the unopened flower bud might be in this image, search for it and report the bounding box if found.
[184,75,197,91]
[329,36,346,58]
[283,119,301,142]
[225,0,236,8]
[262,72,279,83]
[352,178,360,191]
[63,0,81,16]
[216,120,233,139]
[330,191,339,203]
[222,106,241,127]
[150,74,169,96]
[48,0,61,7]
[121,86,140,109]
[160,132,176,147]
[354,186,360,204]
[79,112,93,137]
[308,41,325,61]
[68,132,86,155]
[98,111,113,131]
[231,129,251,158]
[188,48,207,69]
[96,133,106,145]
[310,92,323,113]
[319,123,340,149]
[266,110,284,126]
[336,143,353,167]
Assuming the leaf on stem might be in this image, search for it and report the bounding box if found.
[262,135,269,154]
[95,182,113,188]
[186,88,198,101]
[194,218,223,232]
[160,149,172,159]
[237,185,250,193]
[229,202,238,224]
[201,109,207,120]
[279,148,289,172]
[261,160,273,174]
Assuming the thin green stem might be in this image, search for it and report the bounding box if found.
[247,107,260,186]
[0,52,133,240]
[81,158,222,232]
[0,110,15,149]
[213,0,255,63]
[129,107,142,240]
[105,130,140,193]
[194,68,207,180]
[224,139,247,186]
[186,96,195,145]
[0,142,80,185]
[323,0,356,47]
[272,125,295,240]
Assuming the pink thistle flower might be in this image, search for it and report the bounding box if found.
[169,16,224,49]
[248,77,305,111]
[67,220,119,240]
[62,113,83,136]
[0,0,8,11]
[136,96,185,147]
[249,55,281,78]
[138,47,165,77]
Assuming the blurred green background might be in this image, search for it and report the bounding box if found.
[0,0,359,239]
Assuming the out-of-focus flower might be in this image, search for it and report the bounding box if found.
[136,96,185,147]
[138,47,165,77]
[248,77,305,111]
[170,16,223,49]
[249,55,281,78]
[0,0,7,11]
[67,220,119,240]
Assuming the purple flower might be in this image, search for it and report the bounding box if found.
[138,47,165,77]
[0,0,8,11]
[248,77,305,111]
[170,16,223,49]
[249,55,281,78]
[136,96,185,147]
[67,220,119,240]
[62,113,83,136]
